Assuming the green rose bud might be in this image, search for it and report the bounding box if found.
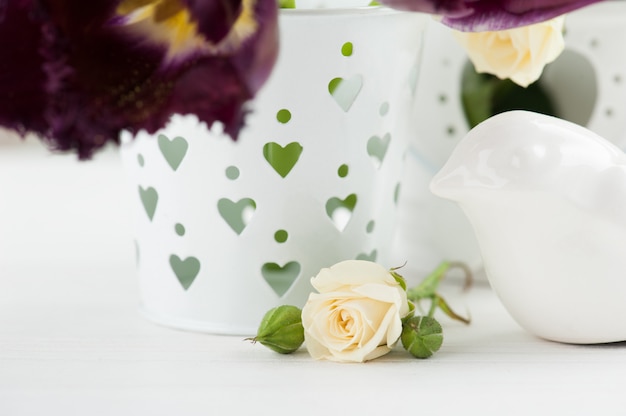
[247,305,304,354]
[401,316,443,359]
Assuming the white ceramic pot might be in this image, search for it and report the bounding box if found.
[121,6,426,335]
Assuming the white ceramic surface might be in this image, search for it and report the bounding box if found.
[120,8,426,335]
[431,110,626,344]
[398,2,626,280]
[4,143,626,416]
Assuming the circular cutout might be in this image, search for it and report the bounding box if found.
[341,42,353,57]
[379,102,389,116]
[175,223,186,237]
[276,109,292,124]
[337,164,349,178]
[225,165,240,180]
[540,48,597,128]
[274,229,289,243]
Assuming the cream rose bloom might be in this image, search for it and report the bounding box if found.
[301,260,410,363]
[453,17,565,88]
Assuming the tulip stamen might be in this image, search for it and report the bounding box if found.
[115,0,259,62]
[116,0,208,60]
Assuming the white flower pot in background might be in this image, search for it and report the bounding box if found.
[392,1,626,281]
[541,1,626,145]
[121,6,426,335]
[391,18,483,281]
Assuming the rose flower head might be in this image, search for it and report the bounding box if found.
[376,1,602,87]
[301,260,411,363]
[454,16,565,87]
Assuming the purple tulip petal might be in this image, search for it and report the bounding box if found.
[380,0,474,17]
[443,0,604,31]
[181,0,243,44]
[380,0,604,31]
[0,0,278,158]
[0,1,48,136]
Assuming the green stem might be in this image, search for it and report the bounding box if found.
[406,261,472,325]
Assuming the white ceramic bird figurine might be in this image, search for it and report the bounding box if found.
[430,110,626,344]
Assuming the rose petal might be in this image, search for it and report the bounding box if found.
[454,16,564,87]
[353,283,410,316]
[332,306,398,362]
[302,291,403,363]
[311,260,397,293]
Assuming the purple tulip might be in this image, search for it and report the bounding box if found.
[0,0,278,158]
[380,0,604,31]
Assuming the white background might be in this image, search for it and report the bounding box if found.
[1,135,625,415]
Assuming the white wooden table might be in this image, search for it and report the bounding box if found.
[1,137,625,415]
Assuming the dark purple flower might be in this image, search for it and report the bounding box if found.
[380,0,605,31]
[0,1,49,138]
[0,0,278,158]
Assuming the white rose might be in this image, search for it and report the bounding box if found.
[301,260,410,363]
[453,17,565,88]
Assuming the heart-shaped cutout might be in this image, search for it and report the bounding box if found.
[367,133,391,169]
[263,142,303,178]
[158,134,189,171]
[328,75,363,112]
[139,186,158,221]
[356,250,377,262]
[169,254,200,290]
[218,198,256,235]
[326,194,357,232]
[261,261,301,297]
[460,60,563,129]
[539,49,597,128]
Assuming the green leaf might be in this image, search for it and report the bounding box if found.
[435,295,471,325]
[461,63,498,129]
[390,269,407,292]
[406,261,451,301]
[402,301,416,323]
[406,261,472,325]
[461,61,558,129]
[492,78,557,120]
[401,316,443,359]
[279,0,296,8]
